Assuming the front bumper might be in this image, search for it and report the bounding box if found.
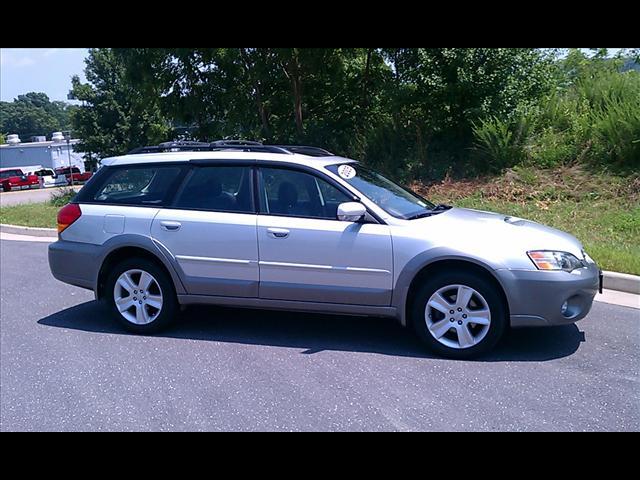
[496,263,600,328]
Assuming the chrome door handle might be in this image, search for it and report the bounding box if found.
[160,221,181,231]
[267,228,289,239]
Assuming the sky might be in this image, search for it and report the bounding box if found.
[0,48,88,102]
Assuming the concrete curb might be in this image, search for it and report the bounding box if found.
[0,224,57,237]
[1,222,639,295]
[603,271,640,295]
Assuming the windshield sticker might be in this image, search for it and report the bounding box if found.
[338,165,356,179]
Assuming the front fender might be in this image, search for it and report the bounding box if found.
[392,247,509,327]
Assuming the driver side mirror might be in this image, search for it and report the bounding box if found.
[337,202,366,222]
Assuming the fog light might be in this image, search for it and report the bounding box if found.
[561,301,569,316]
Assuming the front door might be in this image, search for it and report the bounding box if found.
[256,166,393,306]
[151,165,259,297]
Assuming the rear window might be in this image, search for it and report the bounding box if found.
[1,170,23,178]
[82,165,185,206]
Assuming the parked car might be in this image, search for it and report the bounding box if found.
[48,141,602,359]
[32,168,68,188]
[0,168,40,192]
[55,166,93,185]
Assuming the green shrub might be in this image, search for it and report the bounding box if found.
[590,95,640,167]
[472,111,535,172]
[49,188,77,207]
[526,128,575,167]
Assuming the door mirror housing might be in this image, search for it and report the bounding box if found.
[337,202,366,222]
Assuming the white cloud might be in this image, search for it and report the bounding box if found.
[0,50,36,68]
[42,48,60,57]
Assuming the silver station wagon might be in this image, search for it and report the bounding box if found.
[48,140,602,359]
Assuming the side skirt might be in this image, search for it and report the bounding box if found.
[177,294,399,320]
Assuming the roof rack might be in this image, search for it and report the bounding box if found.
[272,145,334,157]
[127,140,333,157]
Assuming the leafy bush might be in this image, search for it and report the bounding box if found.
[590,94,640,168]
[472,111,535,172]
[49,188,77,207]
[473,60,640,173]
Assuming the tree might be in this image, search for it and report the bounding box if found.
[72,48,559,178]
[379,48,555,174]
[0,92,74,140]
[113,48,391,155]
[70,48,170,159]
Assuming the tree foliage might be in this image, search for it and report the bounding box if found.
[0,92,75,140]
[69,48,170,159]
[68,48,638,177]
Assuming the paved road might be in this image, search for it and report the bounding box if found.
[0,186,82,207]
[1,239,638,431]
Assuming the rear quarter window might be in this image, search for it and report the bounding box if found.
[77,165,186,206]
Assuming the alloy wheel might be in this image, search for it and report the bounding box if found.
[424,284,492,349]
[113,269,163,325]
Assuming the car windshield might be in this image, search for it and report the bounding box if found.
[326,164,435,219]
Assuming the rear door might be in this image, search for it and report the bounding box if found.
[151,164,259,298]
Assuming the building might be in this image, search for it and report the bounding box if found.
[0,132,87,173]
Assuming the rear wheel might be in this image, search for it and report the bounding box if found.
[410,271,507,359]
[104,257,178,334]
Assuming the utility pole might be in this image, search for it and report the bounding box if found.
[63,130,74,186]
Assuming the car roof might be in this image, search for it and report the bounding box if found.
[100,151,357,169]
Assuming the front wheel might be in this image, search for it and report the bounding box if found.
[410,271,507,359]
[104,257,178,334]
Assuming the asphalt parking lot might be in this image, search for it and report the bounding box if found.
[1,238,638,431]
[0,185,82,207]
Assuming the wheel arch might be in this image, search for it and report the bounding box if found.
[393,254,510,327]
[95,237,186,300]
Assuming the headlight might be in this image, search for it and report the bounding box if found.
[527,251,585,272]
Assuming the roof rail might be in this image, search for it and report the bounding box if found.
[210,140,263,147]
[272,145,333,157]
[127,140,333,157]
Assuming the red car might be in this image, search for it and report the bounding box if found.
[0,168,40,192]
[54,167,93,185]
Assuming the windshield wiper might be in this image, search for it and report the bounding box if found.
[406,204,453,220]
[431,203,452,212]
[406,211,433,220]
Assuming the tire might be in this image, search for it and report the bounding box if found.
[104,257,178,334]
[410,270,507,359]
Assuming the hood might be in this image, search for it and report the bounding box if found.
[408,207,585,268]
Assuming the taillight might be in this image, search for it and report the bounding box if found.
[57,203,82,234]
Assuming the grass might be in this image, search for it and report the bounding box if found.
[0,187,76,229]
[1,165,638,275]
[413,165,640,275]
[0,202,59,228]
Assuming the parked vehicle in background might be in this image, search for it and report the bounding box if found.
[48,140,602,359]
[55,167,93,185]
[32,168,68,188]
[0,168,40,192]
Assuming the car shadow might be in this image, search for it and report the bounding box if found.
[38,301,585,362]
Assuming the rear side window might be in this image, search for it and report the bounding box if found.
[174,166,254,213]
[88,166,185,206]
